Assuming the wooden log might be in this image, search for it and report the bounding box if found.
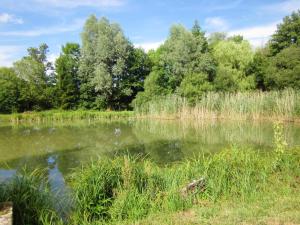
[0,202,13,225]
[180,177,206,197]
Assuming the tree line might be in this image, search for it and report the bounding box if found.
[0,11,299,113]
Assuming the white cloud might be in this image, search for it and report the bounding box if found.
[0,19,84,37]
[205,17,228,31]
[48,53,59,65]
[0,46,25,67]
[33,0,125,8]
[262,0,300,14]
[0,13,23,24]
[134,41,163,52]
[228,22,278,47]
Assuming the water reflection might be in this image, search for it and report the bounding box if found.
[0,119,300,190]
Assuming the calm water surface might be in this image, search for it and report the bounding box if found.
[0,119,300,189]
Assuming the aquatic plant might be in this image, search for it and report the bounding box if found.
[134,89,300,121]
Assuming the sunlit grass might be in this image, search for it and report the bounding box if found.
[0,169,64,225]
[0,110,134,123]
[134,89,300,121]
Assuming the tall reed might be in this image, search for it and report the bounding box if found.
[134,89,300,121]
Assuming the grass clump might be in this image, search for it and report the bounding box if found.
[0,169,63,225]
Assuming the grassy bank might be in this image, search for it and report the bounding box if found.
[0,110,134,123]
[1,90,300,125]
[134,89,300,121]
[0,124,299,224]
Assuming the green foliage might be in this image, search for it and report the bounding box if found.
[246,48,269,90]
[265,46,300,90]
[269,10,300,55]
[159,24,214,88]
[0,68,20,113]
[0,169,62,225]
[208,32,227,48]
[70,143,300,224]
[1,12,300,114]
[212,40,255,91]
[79,16,150,110]
[179,73,214,104]
[12,44,55,111]
[135,22,215,106]
[56,43,80,109]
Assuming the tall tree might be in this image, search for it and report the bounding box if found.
[79,16,150,110]
[78,15,98,109]
[13,44,54,111]
[212,39,255,91]
[159,24,215,90]
[269,10,300,55]
[0,68,20,113]
[265,46,300,90]
[56,43,80,109]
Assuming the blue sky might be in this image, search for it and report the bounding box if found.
[0,0,299,67]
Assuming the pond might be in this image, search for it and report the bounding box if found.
[0,119,300,189]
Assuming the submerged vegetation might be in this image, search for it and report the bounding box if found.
[0,124,299,224]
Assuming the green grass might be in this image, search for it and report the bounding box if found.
[134,89,300,121]
[0,110,134,123]
[0,169,64,225]
[1,124,299,224]
[69,148,299,224]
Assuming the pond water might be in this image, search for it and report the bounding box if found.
[0,119,300,189]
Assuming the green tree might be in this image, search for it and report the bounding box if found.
[246,48,269,90]
[179,73,214,104]
[213,39,255,91]
[269,10,300,55]
[228,35,244,43]
[265,46,300,89]
[0,68,20,113]
[159,23,215,90]
[13,44,54,111]
[78,15,98,109]
[79,16,149,110]
[56,43,80,109]
[208,32,227,48]
[124,48,152,108]
[134,22,216,106]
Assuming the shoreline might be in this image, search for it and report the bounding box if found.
[1,109,300,124]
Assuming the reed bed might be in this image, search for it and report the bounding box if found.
[134,89,300,121]
[0,110,134,124]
